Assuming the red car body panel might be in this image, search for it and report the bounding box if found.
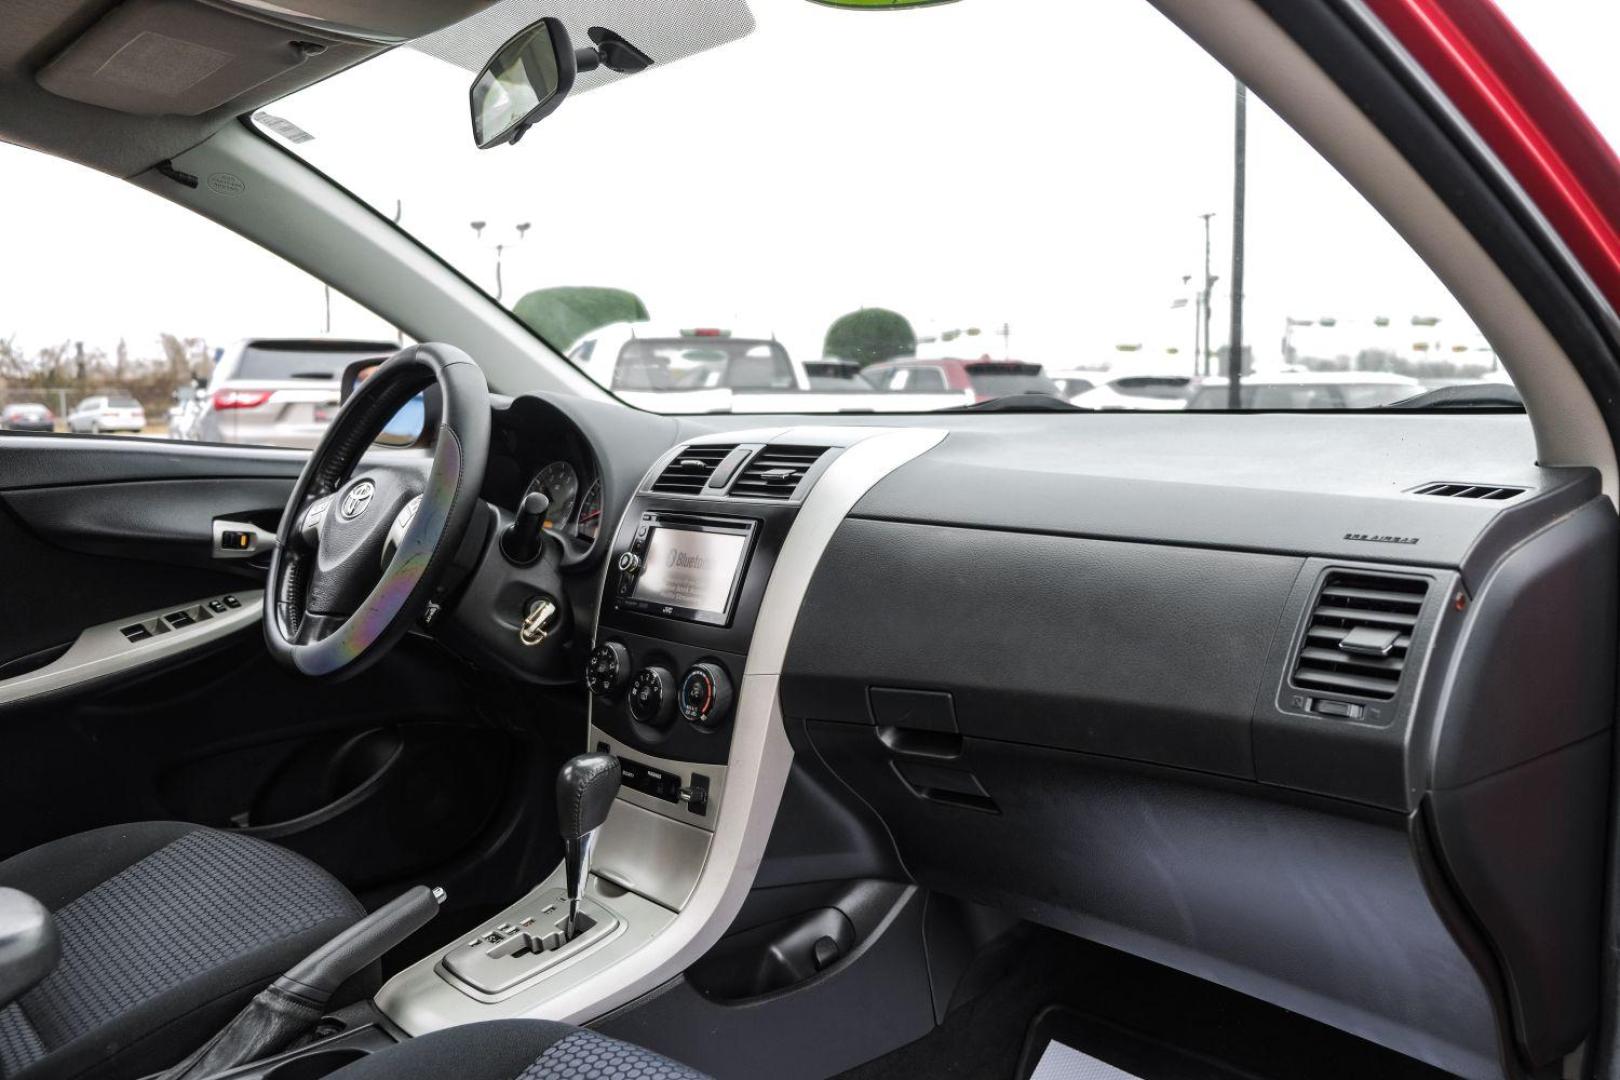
[1367,0,1620,312]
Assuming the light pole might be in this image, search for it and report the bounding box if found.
[469,221,529,303]
[1182,275,1197,376]
[1198,212,1216,376]
[1227,80,1248,410]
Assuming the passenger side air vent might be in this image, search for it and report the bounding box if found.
[1292,572,1429,701]
[650,444,737,495]
[729,446,828,500]
[1412,481,1527,501]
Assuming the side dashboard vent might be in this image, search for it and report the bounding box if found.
[650,444,737,495]
[1412,481,1527,501]
[729,446,828,500]
[1292,571,1429,701]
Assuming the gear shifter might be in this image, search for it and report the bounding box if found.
[556,752,620,937]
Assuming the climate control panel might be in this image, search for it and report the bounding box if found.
[588,632,744,765]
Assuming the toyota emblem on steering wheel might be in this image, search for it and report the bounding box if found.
[339,480,376,520]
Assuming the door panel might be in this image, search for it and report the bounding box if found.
[0,494,254,674]
[4,477,293,566]
[0,434,558,924]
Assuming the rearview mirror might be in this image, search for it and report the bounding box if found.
[471,19,654,149]
[471,18,573,149]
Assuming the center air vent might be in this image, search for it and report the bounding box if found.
[1412,481,1527,501]
[729,446,828,500]
[1291,571,1429,701]
[651,444,736,494]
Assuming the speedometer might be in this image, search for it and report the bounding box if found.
[524,462,578,532]
[576,479,602,542]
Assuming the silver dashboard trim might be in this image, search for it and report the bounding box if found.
[587,728,729,833]
[375,426,945,1031]
[589,797,712,912]
[0,591,263,709]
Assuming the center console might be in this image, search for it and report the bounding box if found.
[373,427,945,1033]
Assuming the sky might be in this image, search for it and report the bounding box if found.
[2,0,1617,379]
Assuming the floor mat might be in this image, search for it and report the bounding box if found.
[1026,1043,1142,1080]
[1016,1007,1252,1080]
[834,928,1461,1080]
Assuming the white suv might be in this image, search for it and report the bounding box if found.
[66,394,145,434]
[193,338,396,447]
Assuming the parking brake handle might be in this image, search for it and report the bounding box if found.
[157,885,445,1080]
[275,884,444,1003]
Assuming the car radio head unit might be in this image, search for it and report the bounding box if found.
[613,513,757,626]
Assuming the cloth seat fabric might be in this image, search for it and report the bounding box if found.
[326,1019,712,1080]
[0,822,363,1080]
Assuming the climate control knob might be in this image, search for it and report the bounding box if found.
[629,666,676,728]
[585,642,631,699]
[679,662,734,730]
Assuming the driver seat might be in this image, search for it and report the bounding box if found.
[0,822,365,1080]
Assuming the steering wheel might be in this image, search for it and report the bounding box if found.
[265,344,489,679]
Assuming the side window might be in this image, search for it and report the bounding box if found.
[0,142,400,447]
[907,367,949,392]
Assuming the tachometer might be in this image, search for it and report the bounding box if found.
[576,478,602,542]
[524,462,578,532]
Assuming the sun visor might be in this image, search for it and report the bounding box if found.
[36,0,336,116]
[35,0,500,117]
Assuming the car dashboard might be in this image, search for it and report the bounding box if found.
[451,396,1611,1080]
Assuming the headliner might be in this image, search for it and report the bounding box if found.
[0,0,753,178]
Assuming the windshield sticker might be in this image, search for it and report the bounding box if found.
[254,112,315,144]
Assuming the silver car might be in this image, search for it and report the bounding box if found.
[193,338,396,447]
[66,393,145,433]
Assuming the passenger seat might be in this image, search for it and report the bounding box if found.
[322,1020,710,1079]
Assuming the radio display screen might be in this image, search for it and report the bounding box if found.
[630,526,750,620]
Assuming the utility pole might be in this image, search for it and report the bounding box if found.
[1198,213,1216,376]
[1227,81,1248,410]
[1183,275,1197,376]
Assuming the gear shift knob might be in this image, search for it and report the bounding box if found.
[556,753,620,936]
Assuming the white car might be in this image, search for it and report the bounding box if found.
[66,393,145,433]
[1185,371,1422,409]
[569,323,802,393]
[1071,374,1194,411]
[567,323,964,413]
[1048,369,1101,399]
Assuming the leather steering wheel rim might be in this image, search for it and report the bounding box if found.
[264,343,489,679]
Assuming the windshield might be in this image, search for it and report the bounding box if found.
[260,0,1525,414]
